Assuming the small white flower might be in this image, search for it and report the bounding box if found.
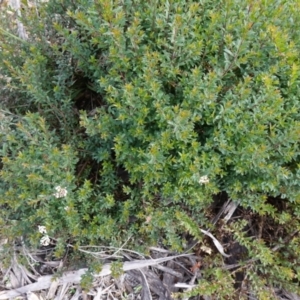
[200,245,212,255]
[199,175,209,184]
[53,186,68,198]
[40,235,50,246]
[38,225,47,234]
[64,206,70,211]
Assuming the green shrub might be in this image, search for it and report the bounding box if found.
[1,0,300,297]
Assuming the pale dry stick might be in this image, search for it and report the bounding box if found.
[200,229,231,258]
[153,264,183,278]
[108,290,118,300]
[8,0,27,39]
[172,260,194,278]
[0,109,19,116]
[139,270,152,300]
[280,290,300,300]
[223,201,239,223]
[66,236,145,260]
[0,254,191,299]
[81,290,88,300]
[99,246,146,259]
[181,270,198,300]
[0,265,12,288]
[104,236,140,260]
[93,283,114,300]
[183,200,238,257]
[3,251,25,289]
[7,271,19,289]
[182,228,230,257]
[26,291,43,300]
[46,261,64,299]
[46,237,119,260]
[11,255,25,287]
[71,247,120,260]
[211,199,231,226]
[182,229,230,258]
[257,215,265,240]
[21,242,60,270]
[56,282,71,300]
[21,242,41,269]
[69,287,81,300]
[0,26,28,43]
[174,283,196,289]
[18,265,37,286]
[46,278,59,300]
[149,247,173,254]
[271,230,299,252]
[211,199,239,226]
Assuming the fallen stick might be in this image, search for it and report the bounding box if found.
[0,254,189,299]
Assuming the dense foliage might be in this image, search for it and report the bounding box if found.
[1,0,300,297]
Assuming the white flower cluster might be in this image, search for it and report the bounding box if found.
[40,235,50,246]
[53,186,68,198]
[38,225,50,246]
[38,225,47,234]
[199,175,209,184]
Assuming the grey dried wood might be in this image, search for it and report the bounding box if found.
[139,270,152,300]
[127,269,172,300]
[162,261,179,294]
[0,255,189,299]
